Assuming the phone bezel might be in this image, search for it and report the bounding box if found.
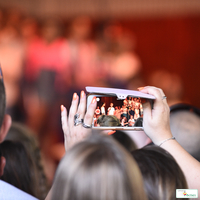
[87,93,153,131]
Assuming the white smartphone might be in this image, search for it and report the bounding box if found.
[86,87,155,131]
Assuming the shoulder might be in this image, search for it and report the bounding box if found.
[0,180,38,200]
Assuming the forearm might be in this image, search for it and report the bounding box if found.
[161,139,200,191]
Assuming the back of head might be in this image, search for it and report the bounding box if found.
[51,132,147,200]
[170,104,200,161]
[97,115,121,127]
[132,145,188,200]
[0,140,36,196]
[111,130,137,152]
[4,122,49,199]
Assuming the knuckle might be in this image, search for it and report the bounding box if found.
[84,113,93,121]
[69,112,74,119]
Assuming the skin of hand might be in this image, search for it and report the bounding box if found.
[139,86,172,145]
[61,91,97,151]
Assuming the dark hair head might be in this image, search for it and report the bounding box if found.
[0,140,37,196]
[134,117,143,127]
[111,130,137,152]
[132,145,188,200]
[51,132,147,200]
[4,122,49,199]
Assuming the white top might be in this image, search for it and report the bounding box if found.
[108,107,115,115]
[0,180,38,200]
[101,107,105,115]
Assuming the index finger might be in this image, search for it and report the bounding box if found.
[139,86,168,108]
[68,93,79,131]
[84,96,97,126]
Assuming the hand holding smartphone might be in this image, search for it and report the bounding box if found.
[86,87,155,131]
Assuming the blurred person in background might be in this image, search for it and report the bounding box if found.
[20,15,39,48]
[23,17,69,183]
[0,9,25,121]
[65,15,100,90]
[23,17,69,134]
[96,21,142,88]
[170,103,200,162]
[148,70,184,106]
[114,106,121,120]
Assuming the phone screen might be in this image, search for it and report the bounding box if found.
[87,95,145,129]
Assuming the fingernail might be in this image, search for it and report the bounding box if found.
[108,131,116,135]
[81,91,85,98]
[61,105,65,112]
[92,96,96,104]
[138,87,144,91]
[73,93,77,100]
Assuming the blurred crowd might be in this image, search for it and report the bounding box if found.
[0,7,185,185]
[0,7,144,183]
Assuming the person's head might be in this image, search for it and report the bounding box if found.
[4,122,49,199]
[0,140,37,196]
[69,15,92,41]
[41,17,63,43]
[134,117,143,127]
[132,145,188,200]
[110,102,113,107]
[97,115,121,127]
[170,103,200,161]
[123,116,127,120]
[51,133,147,200]
[111,130,137,152]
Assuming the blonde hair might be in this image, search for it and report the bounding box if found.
[51,132,147,200]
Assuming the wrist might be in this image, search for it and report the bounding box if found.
[151,130,173,146]
[158,136,175,147]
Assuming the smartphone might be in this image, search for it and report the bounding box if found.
[86,87,155,131]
